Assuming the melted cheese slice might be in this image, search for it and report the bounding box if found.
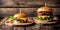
[20,18,27,21]
[39,16,50,19]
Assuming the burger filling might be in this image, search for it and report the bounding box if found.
[15,17,28,23]
[36,16,53,21]
[37,11,53,21]
[37,11,53,16]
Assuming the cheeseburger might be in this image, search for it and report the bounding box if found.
[14,13,28,23]
[36,7,53,21]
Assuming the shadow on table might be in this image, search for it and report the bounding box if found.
[13,22,36,27]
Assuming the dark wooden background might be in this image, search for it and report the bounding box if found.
[0,8,60,17]
[0,0,60,8]
[0,0,60,17]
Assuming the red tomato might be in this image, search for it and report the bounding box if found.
[6,21,9,23]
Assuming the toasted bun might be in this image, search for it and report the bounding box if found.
[14,13,27,18]
[37,7,52,12]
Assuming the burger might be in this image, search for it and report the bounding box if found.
[36,7,53,22]
[14,13,28,23]
[5,13,33,25]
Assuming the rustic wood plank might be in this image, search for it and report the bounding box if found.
[0,8,60,17]
[0,0,60,8]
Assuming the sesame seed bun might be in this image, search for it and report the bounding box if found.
[14,13,27,18]
[37,7,52,12]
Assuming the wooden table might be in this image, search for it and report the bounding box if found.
[11,22,35,30]
[3,17,58,30]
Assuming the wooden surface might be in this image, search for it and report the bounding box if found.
[0,8,60,17]
[34,20,57,24]
[0,0,60,8]
[0,17,56,30]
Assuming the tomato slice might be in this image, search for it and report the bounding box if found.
[6,21,13,24]
[6,21,9,23]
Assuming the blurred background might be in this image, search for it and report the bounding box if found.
[0,0,60,17]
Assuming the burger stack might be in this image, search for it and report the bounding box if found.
[5,13,32,26]
[14,13,28,24]
[35,7,53,24]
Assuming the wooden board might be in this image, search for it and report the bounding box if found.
[34,19,58,24]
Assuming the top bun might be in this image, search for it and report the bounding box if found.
[14,13,27,18]
[37,7,52,12]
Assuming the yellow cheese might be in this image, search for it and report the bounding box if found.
[20,18,27,21]
[38,16,50,19]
